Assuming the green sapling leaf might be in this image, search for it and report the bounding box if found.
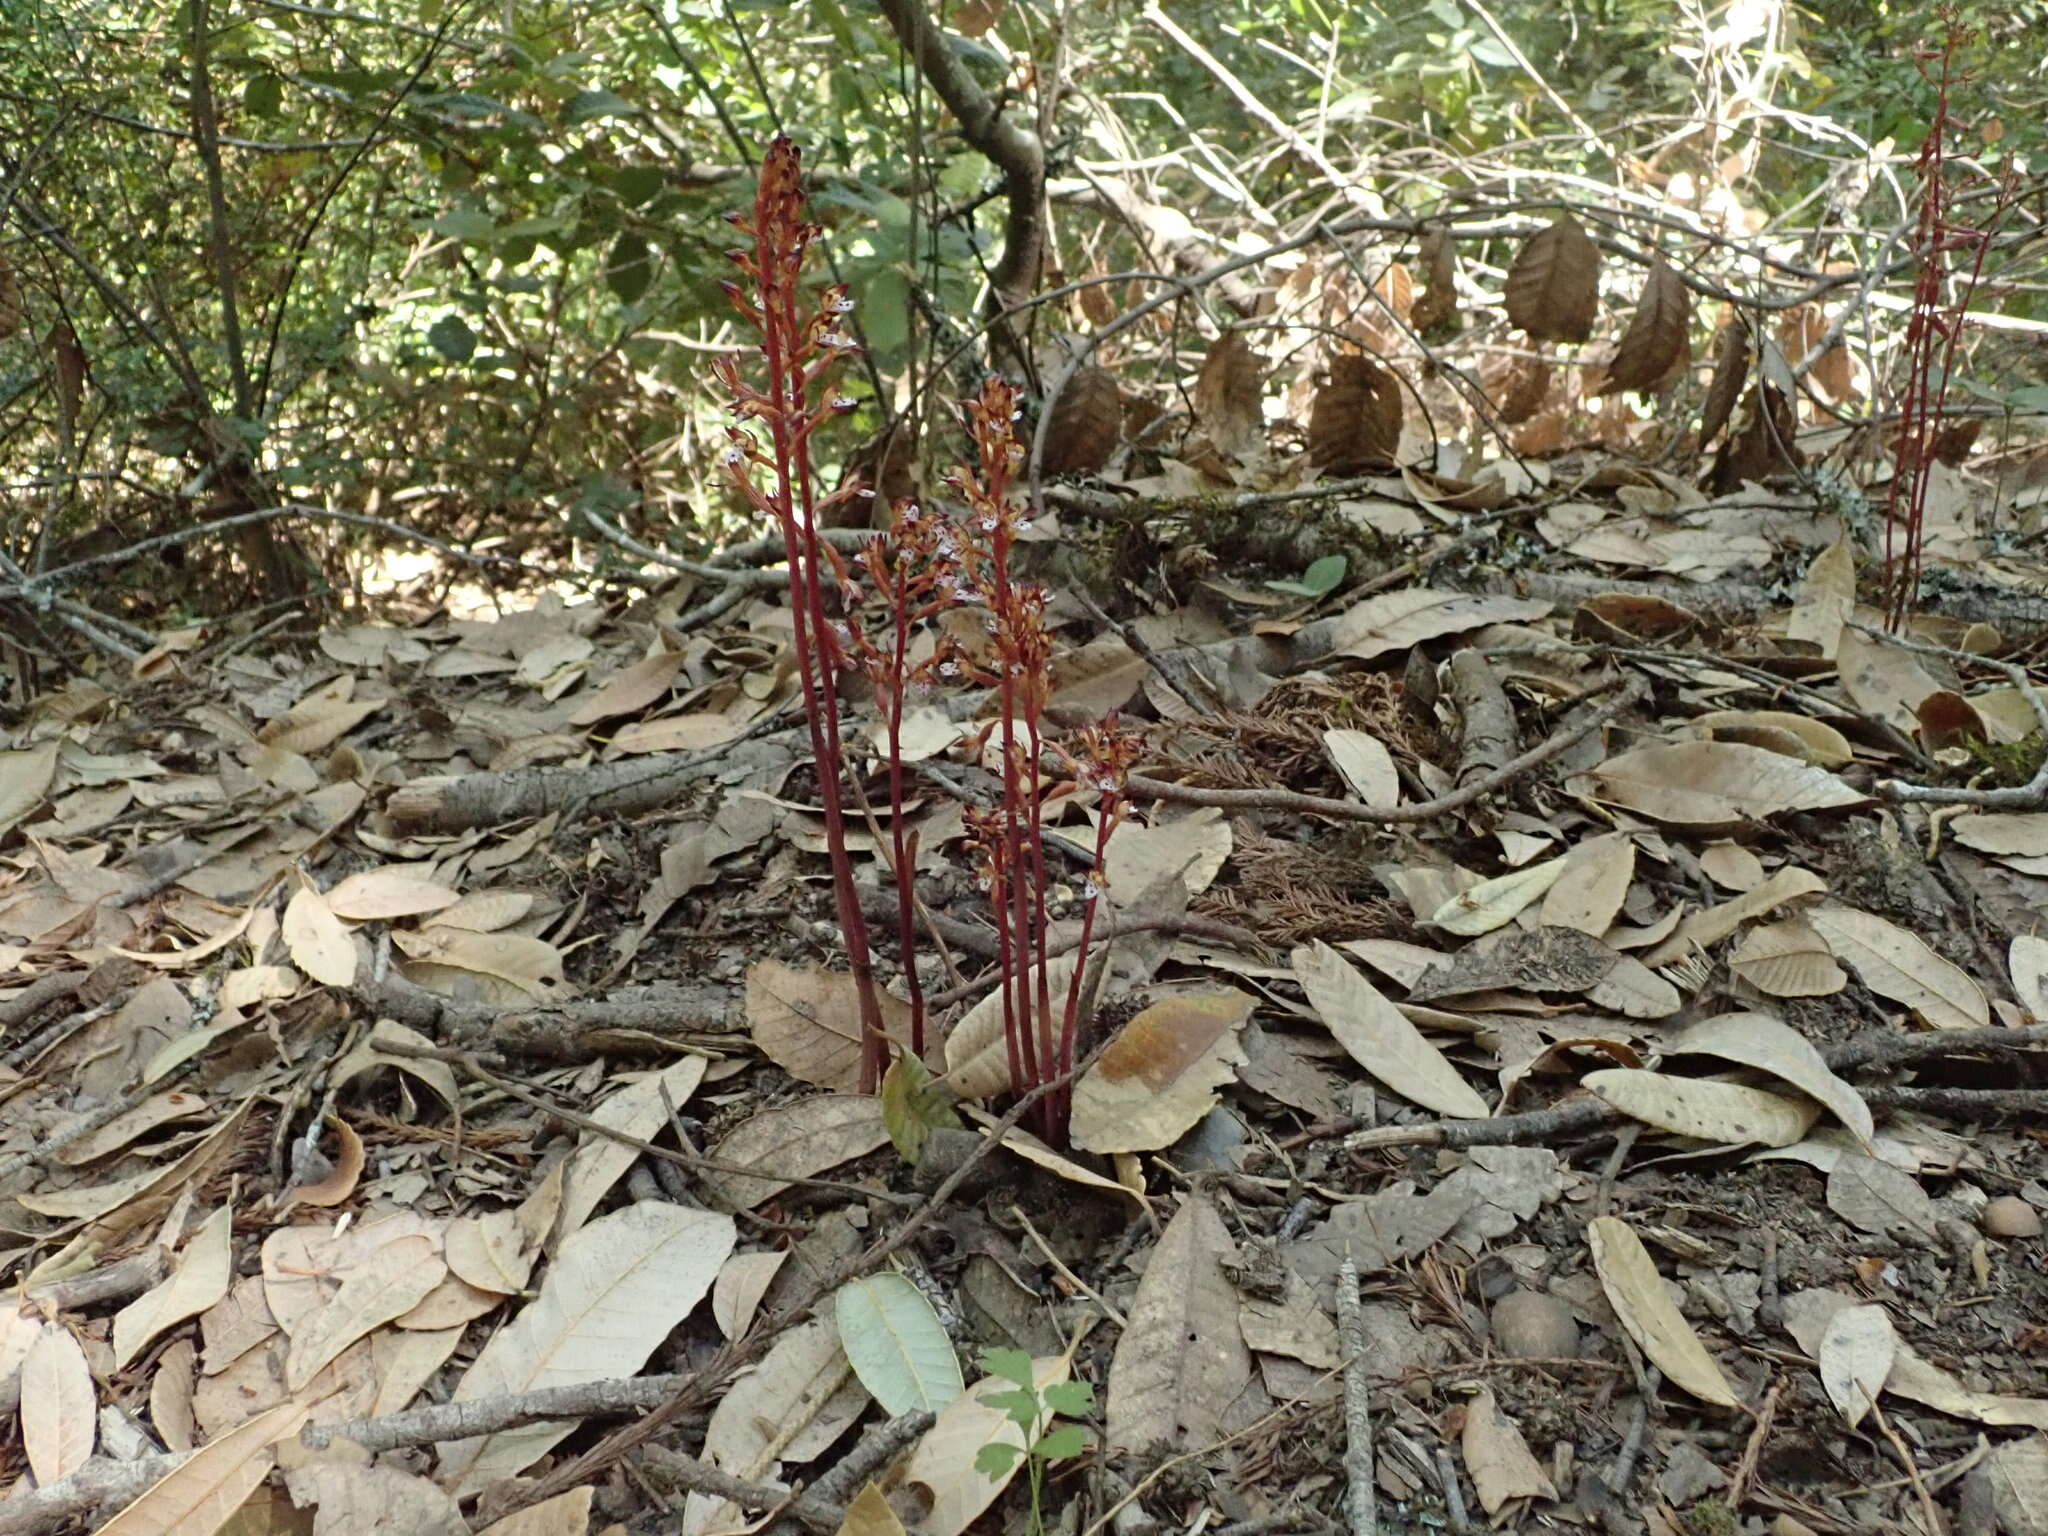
[975,1441,1024,1478]
[1034,1424,1090,1461]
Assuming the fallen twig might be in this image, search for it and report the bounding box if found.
[1129,677,1643,825]
[1336,1257,1377,1536]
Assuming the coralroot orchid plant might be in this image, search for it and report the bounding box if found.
[715,135,1137,1141]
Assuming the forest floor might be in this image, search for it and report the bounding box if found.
[3,439,2048,1536]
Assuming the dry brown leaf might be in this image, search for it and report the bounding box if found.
[1330,590,1550,663]
[1641,866,1826,968]
[1826,1154,1938,1242]
[150,1338,197,1454]
[1782,1289,2048,1430]
[558,1055,709,1237]
[569,646,686,726]
[1586,1215,1741,1409]
[114,1204,234,1369]
[56,1090,210,1165]
[1408,926,1679,1019]
[1309,355,1402,475]
[834,1483,911,1536]
[944,954,1081,1100]
[98,1399,310,1536]
[1567,742,1865,828]
[1806,903,1988,1030]
[1322,729,1399,806]
[277,1115,366,1213]
[711,1249,788,1340]
[1817,1304,1894,1429]
[473,1487,597,1536]
[700,1095,889,1210]
[1462,1384,1559,1513]
[747,960,909,1093]
[1603,256,1691,392]
[960,1106,1143,1206]
[1292,941,1489,1118]
[1836,625,1943,731]
[283,881,357,987]
[1106,1195,1252,1453]
[682,1316,866,1535]
[1699,841,1765,892]
[1192,330,1265,460]
[2010,935,2048,1020]
[286,1234,446,1390]
[1787,538,1854,660]
[1539,832,1635,935]
[0,743,59,841]
[1667,1012,1872,1148]
[1583,1069,1818,1148]
[445,1210,538,1297]
[21,1323,96,1482]
[440,1201,736,1495]
[1729,916,1846,998]
[1070,990,1255,1153]
[1041,364,1122,475]
[322,868,461,921]
[1432,856,1569,937]
[1505,214,1601,341]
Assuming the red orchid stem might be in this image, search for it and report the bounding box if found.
[883,598,925,1056]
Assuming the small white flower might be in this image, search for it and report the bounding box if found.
[831,395,857,410]
[978,513,998,533]
[1082,876,1102,901]
[1009,408,1023,422]
[857,487,876,498]
[830,296,856,313]
[939,659,960,678]
[720,444,746,467]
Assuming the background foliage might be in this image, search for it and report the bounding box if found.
[0,0,2042,623]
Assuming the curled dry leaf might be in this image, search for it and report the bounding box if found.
[1292,941,1489,1118]
[1329,589,1550,663]
[1782,1287,2048,1431]
[1408,925,1680,1019]
[1585,1215,1741,1409]
[1641,866,1826,968]
[1192,329,1265,460]
[1583,1068,1819,1148]
[1040,364,1123,475]
[1567,742,1866,828]
[1322,728,1399,806]
[1504,214,1601,342]
[322,867,460,921]
[1691,709,1853,767]
[1806,903,1988,1031]
[1070,990,1255,1153]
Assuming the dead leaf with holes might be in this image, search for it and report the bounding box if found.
[1070,990,1254,1153]
[1408,926,1680,1019]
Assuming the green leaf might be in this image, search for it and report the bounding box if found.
[426,315,476,363]
[567,87,637,124]
[1034,1424,1090,1461]
[606,231,653,304]
[430,207,499,244]
[609,165,666,208]
[978,1346,1037,1389]
[880,1047,960,1164]
[974,1441,1022,1478]
[833,1273,964,1415]
[984,1387,1042,1425]
[1265,552,1348,597]
[1039,1380,1095,1417]
[243,73,282,117]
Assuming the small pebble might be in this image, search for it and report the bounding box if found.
[1983,1195,2042,1238]
[1490,1288,1578,1359]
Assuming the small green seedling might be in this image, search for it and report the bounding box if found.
[973,1347,1095,1536]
